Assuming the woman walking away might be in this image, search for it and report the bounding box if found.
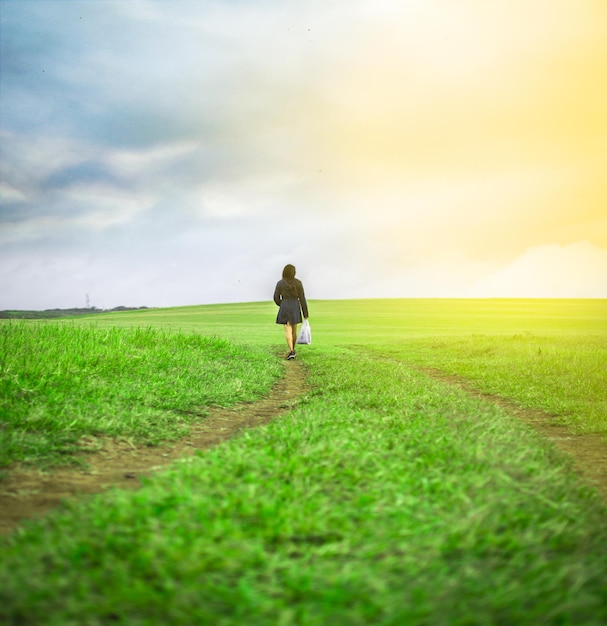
[274,264,309,360]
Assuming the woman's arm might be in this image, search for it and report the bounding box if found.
[273,281,282,307]
[298,281,309,318]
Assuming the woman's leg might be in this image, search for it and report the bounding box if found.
[291,324,298,349]
[284,323,295,352]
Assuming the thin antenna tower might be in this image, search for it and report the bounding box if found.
[86,293,90,309]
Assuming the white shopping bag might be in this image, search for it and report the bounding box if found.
[296,319,312,345]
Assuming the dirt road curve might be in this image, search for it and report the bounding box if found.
[422,367,607,503]
[0,360,308,535]
[1,360,605,536]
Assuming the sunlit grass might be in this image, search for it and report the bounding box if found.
[1,346,605,624]
[62,298,607,342]
[1,299,606,624]
[373,333,607,435]
[0,322,282,468]
[80,297,606,435]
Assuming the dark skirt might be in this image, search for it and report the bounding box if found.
[276,298,302,325]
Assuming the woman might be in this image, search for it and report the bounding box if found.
[273,264,309,360]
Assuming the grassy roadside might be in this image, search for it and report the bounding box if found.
[1,299,605,623]
[1,347,606,625]
[368,333,607,436]
[70,298,607,339]
[55,298,606,436]
[0,322,282,469]
[68,299,607,437]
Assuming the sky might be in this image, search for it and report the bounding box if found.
[1,0,606,310]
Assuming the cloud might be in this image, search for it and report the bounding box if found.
[1,1,606,309]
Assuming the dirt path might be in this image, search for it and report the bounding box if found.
[0,360,308,536]
[421,367,607,503]
[2,358,605,536]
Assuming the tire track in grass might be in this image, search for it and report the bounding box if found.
[0,359,308,536]
[420,366,607,503]
[353,348,607,502]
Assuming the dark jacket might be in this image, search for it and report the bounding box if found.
[274,278,309,321]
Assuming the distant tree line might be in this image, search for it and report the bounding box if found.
[0,307,151,319]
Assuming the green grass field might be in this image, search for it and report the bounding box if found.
[1,299,606,625]
[63,297,607,435]
[0,323,282,470]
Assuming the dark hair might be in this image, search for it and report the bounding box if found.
[282,264,296,280]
